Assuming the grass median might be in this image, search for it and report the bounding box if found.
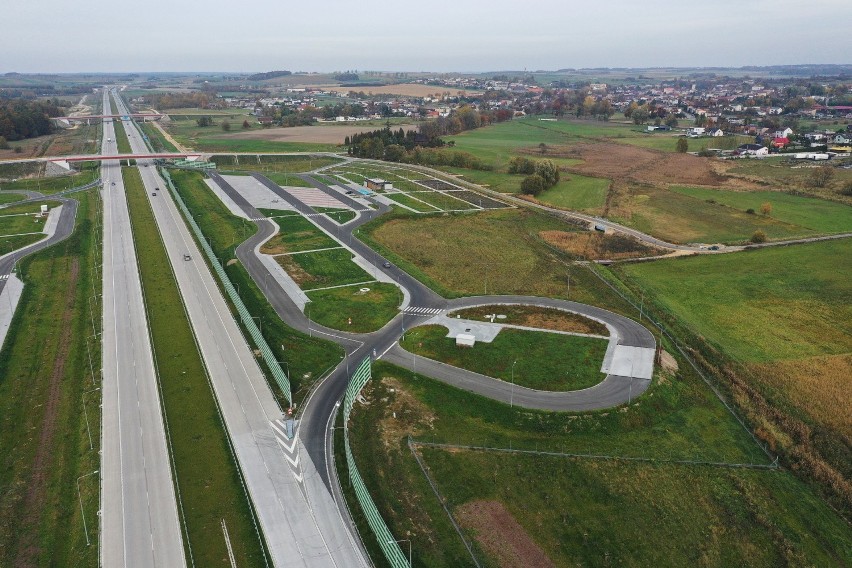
[0,190,100,567]
[124,167,268,567]
[112,119,132,154]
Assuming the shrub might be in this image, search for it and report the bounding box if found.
[808,165,834,188]
[750,230,767,243]
[746,208,755,215]
[675,138,688,153]
[520,174,546,196]
[507,156,536,175]
[0,136,8,150]
[840,180,852,196]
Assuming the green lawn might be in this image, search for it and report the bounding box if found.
[0,192,25,205]
[277,247,373,290]
[0,190,100,567]
[538,173,610,212]
[420,449,852,567]
[441,167,524,193]
[671,186,852,234]
[320,208,357,224]
[620,240,852,362]
[0,200,60,216]
[306,282,400,332]
[407,190,474,211]
[169,169,343,403]
[0,233,44,251]
[260,215,338,254]
[124,167,267,567]
[0,212,47,235]
[402,325,608,391]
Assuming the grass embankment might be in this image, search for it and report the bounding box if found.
[616,239,852,516]
[402,325,608,391]
[124,167,268,567]
[338,355,835,568]
[211,154,341,173]
[306,283,400,333]
[276,248,373,290]
[169,169,342,404]
[140,122,178,153]
[420,449,852,567]
[112,119,132,154]
[0,190,100,567]
[359,208,635,315]
[0,167,99,194]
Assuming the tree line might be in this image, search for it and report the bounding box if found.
[0,97,67,141]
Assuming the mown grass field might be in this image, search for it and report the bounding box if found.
[276,247,372,290]
[260,215,338,254]
[169,169,343,404]
[420,449,852,567]
[0,190,100,567]
[0,211,47,235]
[670,186,852,234]
[402,325,608,391]
[124,167,268,567]
[0,192,25,205]
[306,282,400,332]
[537,173,610,212]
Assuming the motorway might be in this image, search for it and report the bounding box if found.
[99,89,187,567]
[114,93,370,567]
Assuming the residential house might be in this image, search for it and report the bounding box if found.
[708,128,724,137]
[737,143,769,157]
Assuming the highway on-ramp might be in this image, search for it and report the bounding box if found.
[99,88,187,568]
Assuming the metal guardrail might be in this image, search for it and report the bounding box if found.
[159,168,293,404]
[344,357,410,567]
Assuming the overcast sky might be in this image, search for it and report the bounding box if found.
[3,0,850,73]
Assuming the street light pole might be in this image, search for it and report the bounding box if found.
[77,469,99,546]
[510,360,517,408]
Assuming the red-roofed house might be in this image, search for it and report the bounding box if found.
[772,137,790,148]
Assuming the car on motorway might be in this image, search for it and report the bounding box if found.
[152,192,157,196]
[382,261,392,268]
[183,254,192,261]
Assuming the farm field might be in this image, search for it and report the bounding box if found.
[670,186,852,234]
[402,325,609,391]
[621,240,851,363]
[320,83,483,97]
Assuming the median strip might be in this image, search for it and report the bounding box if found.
[123,166,269,567]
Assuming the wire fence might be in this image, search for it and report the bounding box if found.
[159,168,292,404]
[344,356,410,567]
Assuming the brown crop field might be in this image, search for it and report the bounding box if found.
[319,83,482,97]
[540,230,667,260]
[220,124,417,145]
[749,354,852,441]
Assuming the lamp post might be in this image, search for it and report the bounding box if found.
[77,469,99,546]
[388,539,412,567]
[510,360,517,408]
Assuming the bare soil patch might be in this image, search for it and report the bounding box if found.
[14,258,79,566]
[221,124,417,145]
[274,254,315,286]
[455,500,555,568]
[539,230,666,260]
[450,304,609,336]
[319,83,482,98]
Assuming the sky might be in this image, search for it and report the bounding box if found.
[3,0,851,73]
